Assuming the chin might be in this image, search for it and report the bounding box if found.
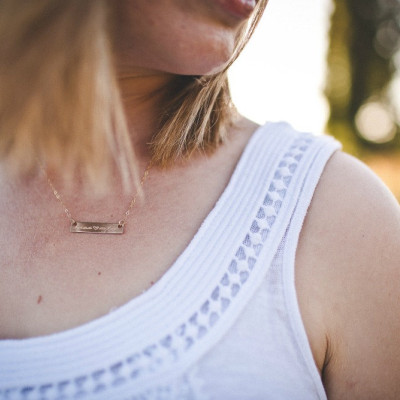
[113,0,243,77]
[173,56,231,76]
[163,36,237,76]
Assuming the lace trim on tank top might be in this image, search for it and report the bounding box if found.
[0,124,339,400]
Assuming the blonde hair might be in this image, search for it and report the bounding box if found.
[0,0,268,188]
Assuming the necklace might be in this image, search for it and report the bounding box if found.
[39,162,152,234]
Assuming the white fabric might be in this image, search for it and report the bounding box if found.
[0,122,340,399]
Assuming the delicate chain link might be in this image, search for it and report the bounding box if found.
[39,161,152,228]
[38,163,76,224]
[118,162,152,227]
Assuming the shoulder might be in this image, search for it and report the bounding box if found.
[296,151,400,399]
[301,150,400,250]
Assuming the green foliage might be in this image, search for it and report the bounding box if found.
[325,0,400,152]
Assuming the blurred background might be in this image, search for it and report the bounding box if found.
[229,0,400,200]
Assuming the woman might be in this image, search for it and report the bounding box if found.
[0,1,399,399]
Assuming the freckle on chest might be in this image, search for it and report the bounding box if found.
[37,295,42,304]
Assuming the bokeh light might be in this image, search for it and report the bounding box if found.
[355,101,397,143]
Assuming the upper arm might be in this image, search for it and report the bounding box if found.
[296,151,400,399]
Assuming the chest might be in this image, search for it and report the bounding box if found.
[0,143,248,339]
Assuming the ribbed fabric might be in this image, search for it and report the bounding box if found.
[0,122,340,400]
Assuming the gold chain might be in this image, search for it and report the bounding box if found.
[117,163,152,227]
[39,162,152,229]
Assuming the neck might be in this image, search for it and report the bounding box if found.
[116,67,175,160]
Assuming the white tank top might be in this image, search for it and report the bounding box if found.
[0,122,340,400]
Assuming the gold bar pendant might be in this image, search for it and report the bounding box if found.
[70,221,124,234]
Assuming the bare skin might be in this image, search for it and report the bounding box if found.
[0,116,258,339]
[1,121,400,400]
[297,152,400,399]
[1,119,400,399]
[1,0,400,398]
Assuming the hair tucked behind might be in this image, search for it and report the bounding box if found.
[0,0,267,189]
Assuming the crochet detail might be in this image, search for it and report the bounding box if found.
[2,134,313,400]
[124,371,205,400]
[2,373,203,400]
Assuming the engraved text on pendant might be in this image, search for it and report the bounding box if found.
[70,221,124,234]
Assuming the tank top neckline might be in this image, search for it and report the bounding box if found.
[1,122,340,397]
[1,122,275,348]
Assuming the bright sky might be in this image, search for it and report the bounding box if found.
[229,0,333,134]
